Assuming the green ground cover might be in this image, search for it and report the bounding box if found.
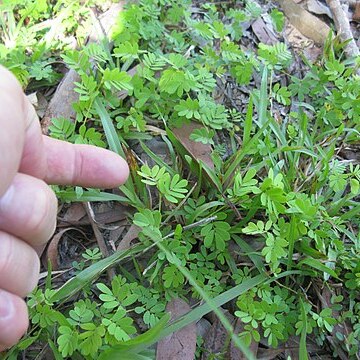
[1,0,359,359]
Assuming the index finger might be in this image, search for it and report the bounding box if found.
[0,66,129,189]
[42,136,129,188]
[0,66,26,196]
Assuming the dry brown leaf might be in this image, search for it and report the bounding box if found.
[284,21,323,63]
[116,224,140,251]
[229,318,258,360]
[46,227,86,270]
[27,92,48,118]
[278,0,331,44]
[257,348,287,360]
[58,202,128,227]
[156,298,196,360]
[172,122,214,170]
[41,70,81,134]
[338,144,360,162]
[318,286,351,360]
[201,311,257,360]
[62,203,87,223]
[306,0,333,18]
[201,315,229,360]
[251,17,278,45]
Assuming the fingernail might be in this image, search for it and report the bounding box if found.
[0,291,14,320]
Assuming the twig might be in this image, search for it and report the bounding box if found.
[162,182,198,225]
[163,215,218,240]
[326,0,360,69]
[84,202,116,280]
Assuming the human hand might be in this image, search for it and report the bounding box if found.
[0,66,129,351]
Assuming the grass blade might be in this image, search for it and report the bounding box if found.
[299,298,309,360]
[243,95,253,145]
[94,97,125,157]
[57,189,130,203]
[232,235,265,273]
[298,258,339,280]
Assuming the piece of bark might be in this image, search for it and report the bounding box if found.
[278,0,331,44]
[326,0,360,62]
[156,298,196,360]
[353,2,360,22]
[41,2,125,134]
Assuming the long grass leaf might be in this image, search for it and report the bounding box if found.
[223,118,271,185]
[299,298,309,360]
[94,97,125,157]
[232,235,265,273]
[243,95,253,145]
[298,258,339,280]
[57,189,130,203]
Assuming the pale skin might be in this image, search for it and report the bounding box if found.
[0,66,129,351]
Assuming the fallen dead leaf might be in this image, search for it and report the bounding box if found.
[318,286,351,360]
[116,224,140,251]
[62,203,87,223]
[172,121,214,170]
[46,227,87,270]
[201,310,258,360]
[58,202,128,227]
[27,92,38,106]
[306,0,333,18]
[27,92,48,118]
[41,70,80,134]
[229,318,258,360]
[156,298,196,360]
[338,144,360,162]
[201,314,229,360]
[284,22,323,63]
[251,17,278,45]
[257,348,287,360]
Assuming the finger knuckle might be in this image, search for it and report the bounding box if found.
[0,233,14,276]
[26,183,57,241]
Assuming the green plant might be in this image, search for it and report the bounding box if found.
[3,0,359,359]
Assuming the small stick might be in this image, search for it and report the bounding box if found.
[326,0,360,68]
[84,202,116,280]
